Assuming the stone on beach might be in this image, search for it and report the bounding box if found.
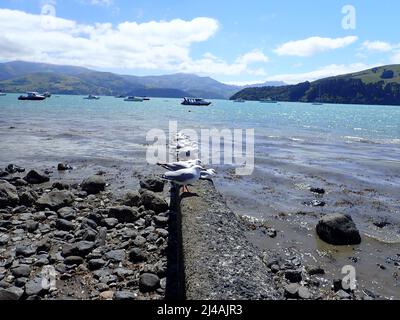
[316,213,361,245]
[108,206,139,223]
[24,170,50,184]
[122,191,141,207]
[0,180,19,208]
[81,176,106,194]
[36,190,75,211]
[140,176,165,193]
[139,190,168,214]
[139,273,160,292]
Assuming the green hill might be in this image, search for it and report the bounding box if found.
[231,65,400,106]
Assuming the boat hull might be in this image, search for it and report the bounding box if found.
[181,101,212,106]
[18,96,46,101]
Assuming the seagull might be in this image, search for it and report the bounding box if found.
[162,165,204,193]
[200,169,217,179]
[157,159,202,171]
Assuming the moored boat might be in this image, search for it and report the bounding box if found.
[260,98,278,104]
[124,96,144,102]
[181,97,211,106]
[18,92,46,101]
[0,92,6,96]
[84,95,100,100]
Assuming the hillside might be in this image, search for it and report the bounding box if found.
[231,65,400,106]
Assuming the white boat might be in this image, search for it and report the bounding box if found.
[84,95,100,100]
[124,96,144,102]
[0,93,6,96]
[260,98,278,104]
[18,92,46,100]
[181,97,211,106]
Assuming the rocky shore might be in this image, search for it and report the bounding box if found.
[0,164,171,300]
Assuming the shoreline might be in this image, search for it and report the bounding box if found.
[1,162,399,300]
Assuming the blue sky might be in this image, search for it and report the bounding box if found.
[0,0,399,84]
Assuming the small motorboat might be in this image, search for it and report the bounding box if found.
[260,98,278,104]
[181,97,211,106]
[234,98,246,103]
[84,95,100,100]
[115,95,126,98]
[142,97,150,101]
[0,93,6,96]
[124,96,144,102]
[18,92,46,101]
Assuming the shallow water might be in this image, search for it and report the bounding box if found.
[1,93,400,298]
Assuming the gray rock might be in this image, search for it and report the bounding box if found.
[11,265,31,278]
[5,164,25,174]
[266,228,277,238]
[114,291,136,300]
[108,206,139,223]
[129,248,147,263]
[139,273,160,292]
[105,249,126,262]
[88,259,106,270]
[316,214,361,245]
[133,236,146,247]
[284,283,300,299]
[81,176,106,195]
[101,218,119,229]
[122,191,141,207]
[57,207,76,221]
[0,180,19,208]
[140,176,165,193]
[15,246,35,257]
[52,181,70,190]
[284,270,302,283]
[153,215,169,227]
[298,286,311,299]
[62,241,95,257]
[306,266,325,276]
[64,256,84,266]
[0,288,22,300]
[310,187,325,194]
[24,170,50,185]
[56,219,75,231]
[140,190,168,214]
[36,239,51,253]
[36,190,75,211]
[19,190,38,207]
[57,163,73,171]
[25,277,47,296]
[14,179,28,187]
[26,220,39,233]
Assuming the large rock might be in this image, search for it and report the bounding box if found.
[81,176,106,194]
[316,214,361,245]
[122,191,141,207]
[108,206,139,223]
[140,190,168,214]
[140,176,165,193]
[139,273,160,292]
[62,241,95,258]
[24,170,50,184]
[36,190,75,211]
[19,190,38,207]
[0,180,19,208]
[0,288,21,300]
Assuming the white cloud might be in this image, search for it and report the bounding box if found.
[274,36,358,57]
[362,41,394,52]
[265,63,378,84]
[90,0,113,6]
[0,8,268,77]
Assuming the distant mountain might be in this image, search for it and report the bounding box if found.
[241,81,287,88]
[231,65,400,106]
[0,61,260,99]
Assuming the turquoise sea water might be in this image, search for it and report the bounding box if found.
[0,93,399,227]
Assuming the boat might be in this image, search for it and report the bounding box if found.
[181,97,211,106]
[115,95,126,98]
[260,98,278,104]
[84,95,100,100]
[142,97,150,101]
[18,92,46,101]
[0,92,6,96]
[234,98,246,103]
[124,96,144,102]
[312,102,323,105]
[42,92,51,98]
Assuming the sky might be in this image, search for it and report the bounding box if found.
[0,0,399,84]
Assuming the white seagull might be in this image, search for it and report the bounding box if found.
[162,165,204,193]
[157,159,202,171]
